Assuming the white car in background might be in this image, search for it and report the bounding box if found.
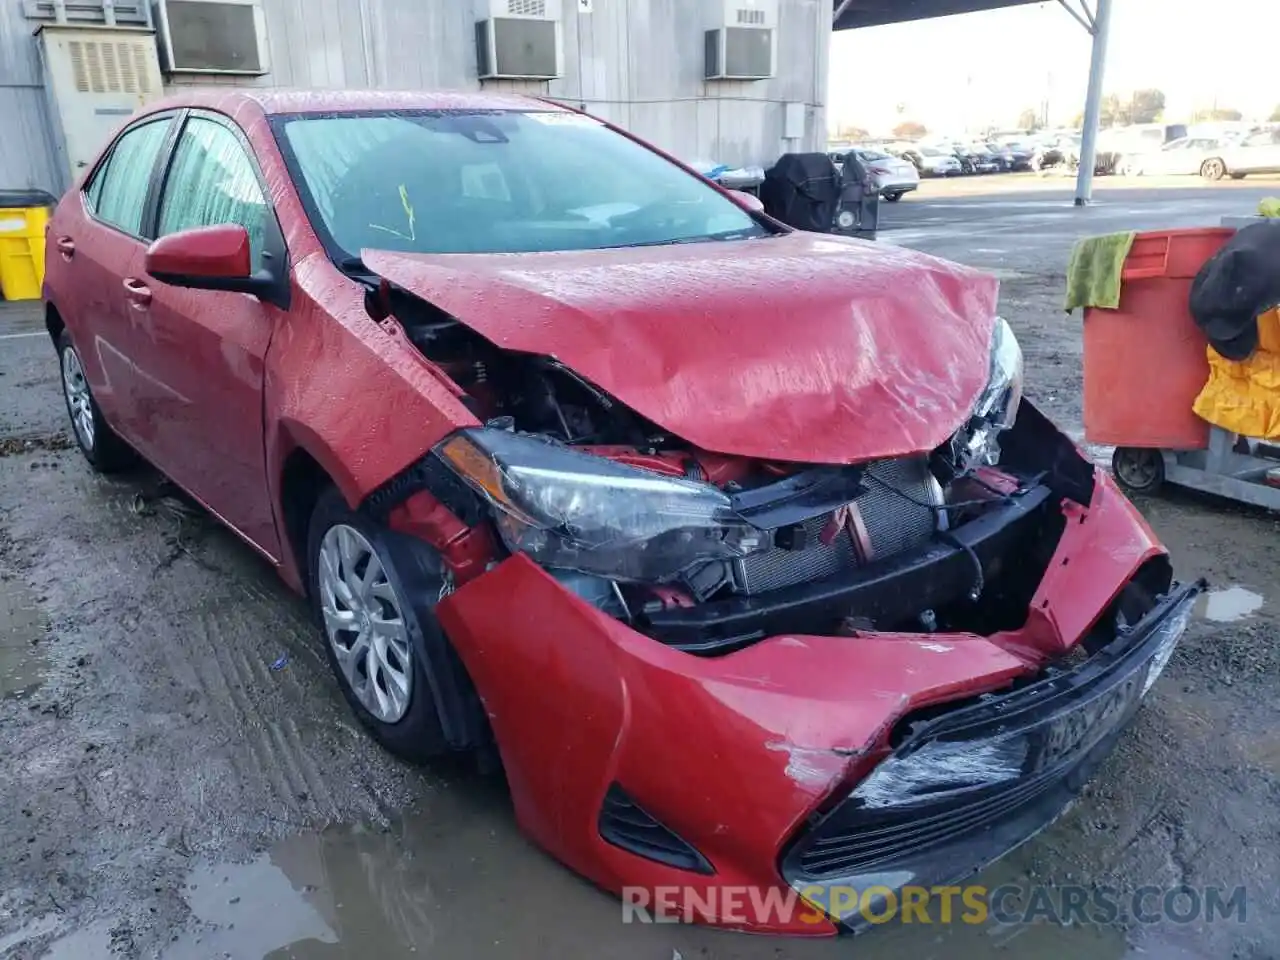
[911,145,963,177]
[1220,128,1280,180]
[1119,137,1227,178]
[853,147,921,201]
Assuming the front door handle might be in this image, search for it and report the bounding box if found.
[55,236,75,259]
[123,277,152,308]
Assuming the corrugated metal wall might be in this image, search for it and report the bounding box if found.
[0,0,61,190]
[3,0,829,191]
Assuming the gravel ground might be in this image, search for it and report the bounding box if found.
[2,179,1279,960]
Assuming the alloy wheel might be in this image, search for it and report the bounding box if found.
[318,524,413,724]
[61,346,95,451]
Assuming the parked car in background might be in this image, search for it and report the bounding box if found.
[1097,123,1189,174]
[965,144,1001,173]
[849,147,920,201]
[1029,139,1065,171]
[997,140,1036,170]
[946,145,973,175]
[44,86,1200,937]
[881,140,924,171]
[1118,137,1227,178]
[912,145,963,177]
[984,142,1016,171]
[1219,128,1280,180]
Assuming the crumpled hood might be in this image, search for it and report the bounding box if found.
[364,233,999,464]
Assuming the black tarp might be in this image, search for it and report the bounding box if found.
[1190,221,1280,361]
[760,153,841,233]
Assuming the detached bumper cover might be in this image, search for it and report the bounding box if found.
[435,468,1174,935]
[782,583,1202,931]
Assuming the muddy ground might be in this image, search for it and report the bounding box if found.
[2,180,1279,959]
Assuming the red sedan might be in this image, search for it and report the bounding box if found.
[42,90,1198,934]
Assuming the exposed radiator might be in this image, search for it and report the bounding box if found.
[730,458,943,596]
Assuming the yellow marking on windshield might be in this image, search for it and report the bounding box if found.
[368,183,417,242]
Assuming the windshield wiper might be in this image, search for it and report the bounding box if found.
[338,255,372,275]
[611,229,763,250]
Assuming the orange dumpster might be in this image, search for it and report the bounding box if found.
[1083,228,1236,451]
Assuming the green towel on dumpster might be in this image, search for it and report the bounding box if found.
[1064,231,1137,312]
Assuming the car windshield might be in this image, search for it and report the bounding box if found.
[276,110,768,257]
[857,149,890,161]
[920,147,947,157]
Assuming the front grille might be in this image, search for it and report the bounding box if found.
[730,458,941,596]
[797,770,1060,877]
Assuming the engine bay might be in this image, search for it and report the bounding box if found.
[377,283,1088,653]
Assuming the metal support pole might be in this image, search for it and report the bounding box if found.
[1074,0,1114,206]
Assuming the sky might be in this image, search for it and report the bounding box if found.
[829,0,1280,137]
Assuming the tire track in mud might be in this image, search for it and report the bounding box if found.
[196,611,308,821]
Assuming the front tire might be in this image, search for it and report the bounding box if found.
[307,487,453,763]
[1201,159,1226,181]
[57,330,135,472]
[884,191,905,202]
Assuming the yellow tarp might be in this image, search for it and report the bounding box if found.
[1194,307,1280,439]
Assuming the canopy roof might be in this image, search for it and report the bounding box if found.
[833,0,1043,30]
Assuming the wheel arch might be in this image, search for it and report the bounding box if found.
[45,301,66,347]
[277,439,337,595]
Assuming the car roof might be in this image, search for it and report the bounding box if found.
[138,87,555,119]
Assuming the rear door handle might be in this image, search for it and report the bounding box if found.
[123,277,152,308]
[55,236,75,258]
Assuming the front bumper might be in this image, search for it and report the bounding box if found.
[782,583,1200,932]
[434,467,1177,935]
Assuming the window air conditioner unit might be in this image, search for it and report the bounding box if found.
[153,0,268,75]
[705,1,776,81]
[475,0,563,81]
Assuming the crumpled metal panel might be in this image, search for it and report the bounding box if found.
[365,234,999,465]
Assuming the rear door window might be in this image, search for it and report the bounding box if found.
[89,119,171,237]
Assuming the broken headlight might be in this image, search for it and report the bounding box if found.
[956,317,1024,468]
[436,429,767,582]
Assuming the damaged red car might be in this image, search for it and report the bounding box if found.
[43,90,1199,934]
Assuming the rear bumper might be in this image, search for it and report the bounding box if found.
[782,582,1201,932]
[875,176,919,193]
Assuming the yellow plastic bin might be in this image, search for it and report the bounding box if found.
[0,189,56,301]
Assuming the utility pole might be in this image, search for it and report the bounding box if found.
[1070,0,1115,206]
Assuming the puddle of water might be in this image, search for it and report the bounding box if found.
[156,777,1135,960]
[1198,586,1264,624]
[0,577,47,700]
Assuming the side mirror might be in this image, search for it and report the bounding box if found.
[733,190,765,213]
[146,224,278,300]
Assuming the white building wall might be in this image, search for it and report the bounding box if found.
[3,0,830,192]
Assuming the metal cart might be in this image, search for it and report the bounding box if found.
[1112,429,1280,509]
[1109,214,1280,510]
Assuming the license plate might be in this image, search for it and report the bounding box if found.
[1034,674,1145,771]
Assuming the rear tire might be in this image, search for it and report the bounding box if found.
[884,191,905,203]
[56,330,136,473]
[1201,159,1226,181]
[307,487,453,763]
